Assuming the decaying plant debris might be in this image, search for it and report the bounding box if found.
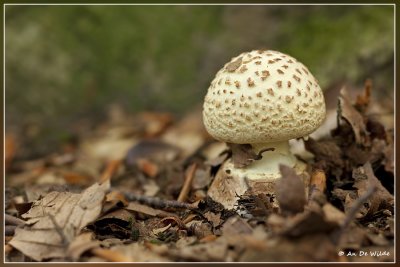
[4,81,394,262]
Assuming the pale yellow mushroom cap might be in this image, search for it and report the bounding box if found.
[202,50,326,144]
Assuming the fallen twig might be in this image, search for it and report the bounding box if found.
[341,185,377,230]
[177,163,197,202]
[123,192,198,210]
[5,214,25,226]
[100,159,122,183]
[308,169,327,204]
[331,184,377,245]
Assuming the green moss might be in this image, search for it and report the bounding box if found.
[5,5,393,154]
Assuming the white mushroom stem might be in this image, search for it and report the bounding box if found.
[245,141,297,180]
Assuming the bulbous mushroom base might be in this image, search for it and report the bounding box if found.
[207,158,309,210]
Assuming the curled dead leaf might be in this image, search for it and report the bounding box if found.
[275,165,306,215]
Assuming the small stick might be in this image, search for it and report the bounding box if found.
[177,163,197,202]
[5,214,25,226]
[341,185,377,230]
[100,159,122,183]
[123,192,198,210]
[308,169,327,203]
[331,185,377,245]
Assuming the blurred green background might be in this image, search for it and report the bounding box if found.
[5,5,394,155]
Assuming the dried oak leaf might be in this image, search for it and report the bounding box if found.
[354,79,372,113]
[275,165,307,215]
[227,143,274,168]
[338,88,368,145]
[236,191,273,217]
[125,202,176,218]
[186,220,213,239]
[9,181,110,261]
[352,162,394,217]
[108,242,170,262]
[222,215,253,236]
[275,203,339,237]
[67,232,100,261]
[204,211,222,227]
[89,209,134,240]
[168,236,228,261]
[240,233,337,262]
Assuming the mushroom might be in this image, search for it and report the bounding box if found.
[203,50,326,209]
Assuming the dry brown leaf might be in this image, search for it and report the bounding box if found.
[228,143,273,168]
[67,232,100,261]
[204,211,222,227]
[9,181,110,261]
[109,242,171,262]
[338,88,368,144]
[240,233,337,262]
[222,215,253,236]
[308,169,327,205]
[322,203,346,226]
[152,224,172,235]
[186,220,213,239]
[100,159,122,183]
[199,234,218,243]
[310,169,327,194]
[105,191,129,207]
[159,216,187,230]
[280,205,338,237]
[355,79,372,112]
[125,202,175,218]
[275,165,307,215]
[142,180,160,197]
[353,162,394,217]
[60,170,93,185]
[136,158,159,178]
[90,209,134,240]
[236,192,273,216]
[168,236,228,261]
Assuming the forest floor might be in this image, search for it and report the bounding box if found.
[4,80,394,262]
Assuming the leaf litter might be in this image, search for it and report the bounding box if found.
[4,81,394,262]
